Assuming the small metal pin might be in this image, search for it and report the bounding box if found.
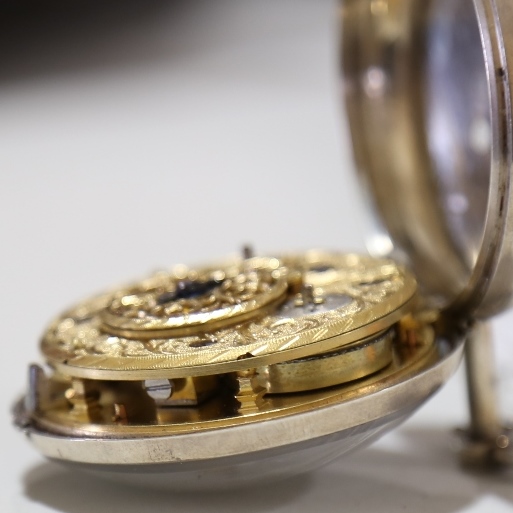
[294,284,324,309]
[26,364,47,414]
[144,379,174,402]
[113,403,128,423]
[302,284,315,306]
[242,245,254,260]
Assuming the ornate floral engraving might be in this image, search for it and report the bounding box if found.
[41,253,416,375]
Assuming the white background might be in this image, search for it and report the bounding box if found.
[1,0,512,511]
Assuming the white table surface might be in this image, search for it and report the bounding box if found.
[1,1,512,511]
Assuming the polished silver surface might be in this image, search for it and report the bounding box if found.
[426,0,491,269]
[51,413,411,491]
[342,0,513,319]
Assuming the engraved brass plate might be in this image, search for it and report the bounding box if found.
[101,257,288,338]
[41,253,417,380]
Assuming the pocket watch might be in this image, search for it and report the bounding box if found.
[13,0,513,490]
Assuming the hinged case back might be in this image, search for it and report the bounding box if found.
[342,0,513,319]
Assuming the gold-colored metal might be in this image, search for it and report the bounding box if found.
[254,328,395,394]
[25,319,436,439]
[143,376,219,406]
[41,253,417,380]
[18,250,435,451]
[101,256,288,338]
[64,379,102,422]
[233,369,267,414]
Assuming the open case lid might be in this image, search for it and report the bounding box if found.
[342,0,513,319]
